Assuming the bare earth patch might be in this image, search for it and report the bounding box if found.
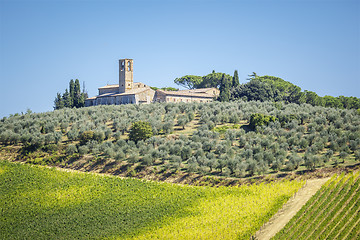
[255,177,330,240]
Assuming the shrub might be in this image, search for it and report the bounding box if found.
[249,113,276,130]
[129,121,153,143]
[66,144,77,155]
[339,152,348,162]
[113,131,122,141]
[170,155,182,169]
[177,116,188,129]
[187,161,198,173]
[104,148,115,158]
[354,150,360,161]
[93,130,105,143]
[78,146,89,156]
[79,131,94,144]
[67,130,79,141]
[127,152,139,164]
[169,145,182,156]
[141,154,153,166]
[162,121,174,134]
[114,151,125,161]
[42,144,58,153]
[104,128,112,140]
[181,146,192,160]
[54,132,62,144]
[60,122,69,133]
[304,154,316,170]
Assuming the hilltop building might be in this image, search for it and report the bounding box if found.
[85,59,154,106]
[154,88,219,103]
[85,59,219,106]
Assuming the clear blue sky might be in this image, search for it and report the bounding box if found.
[0,0,359,117]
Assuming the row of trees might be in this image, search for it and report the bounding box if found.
[174,71,359,110]
[230,75,360,109]
[54,79,88,109]
[174,70,239,90]
[173,70,240,102]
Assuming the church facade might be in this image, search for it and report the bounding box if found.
[85,59,219,106]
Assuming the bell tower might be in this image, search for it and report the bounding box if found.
[119,59,133,93]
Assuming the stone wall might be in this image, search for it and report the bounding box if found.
[136,89,155,104]
[153,91,213,103]
[153,91,167,102]
[165,95,212,103]
[99,87,119,95]
[96,96,116,105]
[116,95,136,104]
[204,88,220,97]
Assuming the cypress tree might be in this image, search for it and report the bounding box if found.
[54,93,64,110]
[74,79,81,107]
[69,79,75,107]
[52,79,89,109]
[232,70,239,87]
[219,74,231,102]
[62,89,72,108]
[78,93,85,108]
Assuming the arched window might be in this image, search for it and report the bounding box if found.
[128,61,131,71]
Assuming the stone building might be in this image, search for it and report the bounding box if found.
[85,59,155,106]
[85,59,219,106]
[154,88,219,103]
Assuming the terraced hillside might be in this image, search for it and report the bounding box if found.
[0,161,304,240]
[1,101,359,183]
[272,171,360,240]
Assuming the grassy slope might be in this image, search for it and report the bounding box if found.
[272,170,360,240]
[0,161,303,240]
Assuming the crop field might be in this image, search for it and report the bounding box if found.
[0,161,304,240]
[272,170,360,240]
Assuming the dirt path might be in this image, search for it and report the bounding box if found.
[255,177,330,240]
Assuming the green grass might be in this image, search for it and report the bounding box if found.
[272,170,360,240]
[0,160,304,240]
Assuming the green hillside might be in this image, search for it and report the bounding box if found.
[0,160,303,240]
[1,101,359,184]
[273,170,360,240]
